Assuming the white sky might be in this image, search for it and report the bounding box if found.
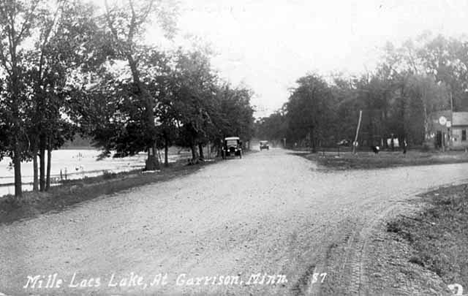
[171,0,468,117]
[93,0,468,117]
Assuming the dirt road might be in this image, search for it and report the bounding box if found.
[1,149,468,295]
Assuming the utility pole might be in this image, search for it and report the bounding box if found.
[450,91,454,112]
[353,110,363,154]
[450,91,453,149]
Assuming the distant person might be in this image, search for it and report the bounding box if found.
[402,139,407,154]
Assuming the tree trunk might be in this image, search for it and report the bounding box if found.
[126,54,160,171]
[32,139,39,191]
[423,104,429,140]
[190,142,199,161]
[191,145,196,160]
[46,137,52,191]
[33,151,38,191]
[145,144,159,171]
[39,134,46,191]
[11,74,22,197]
[13,139,22,197]
[198,143,204,160]
[310,128,317,153]
[164,136,169,168]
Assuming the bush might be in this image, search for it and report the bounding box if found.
[1,194,22,207]
[102,170,117,180]
[421,143,432,152]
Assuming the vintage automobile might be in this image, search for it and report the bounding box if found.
[222,137,242,159]
[337,139,350,146]
[259,140,269,150]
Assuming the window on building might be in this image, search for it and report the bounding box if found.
[463,130,467,141]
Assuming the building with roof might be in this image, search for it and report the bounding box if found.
[450,112,468,148]
[429,111,468,149]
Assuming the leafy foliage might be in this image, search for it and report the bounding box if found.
[259,33,461,150]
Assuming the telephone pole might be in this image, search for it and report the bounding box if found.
[353,110,363,154]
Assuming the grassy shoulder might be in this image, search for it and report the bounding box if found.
[0,158,216,226]
[294,149,468,170]
[386,184,468,292]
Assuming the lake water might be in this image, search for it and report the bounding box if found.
[0,149,191,197]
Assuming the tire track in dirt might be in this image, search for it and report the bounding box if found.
[310,180,468,296]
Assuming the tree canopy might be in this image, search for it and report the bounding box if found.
[257,33,463,151]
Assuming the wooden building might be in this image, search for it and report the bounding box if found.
[429,111,468,149]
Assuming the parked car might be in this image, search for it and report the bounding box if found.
[222,137,242,159]
[259,140,269,150]
[337,139,350,146]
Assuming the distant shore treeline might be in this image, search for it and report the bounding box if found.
[61,136,93,149]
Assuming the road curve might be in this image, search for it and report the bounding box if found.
[1,148,468,296]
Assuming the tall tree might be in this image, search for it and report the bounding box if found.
[285,74,334,152]
[103,0,177,170]
[403,74,449,144]
[0,0,41,197]
[24,0,102,191]
[215,83,255,141]
[330,75,361,142]
[169,50,218,161]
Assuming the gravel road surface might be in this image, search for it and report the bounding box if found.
[1,148,468,296]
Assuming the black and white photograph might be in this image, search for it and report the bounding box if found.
[1,0,468,295]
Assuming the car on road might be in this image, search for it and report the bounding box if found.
[259,141,269,150]
[337,139,350,146]
[222,137,242,159]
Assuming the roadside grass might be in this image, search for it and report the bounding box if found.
[386,184,468,289]
[0,159,216,225]
[293,149,468,170]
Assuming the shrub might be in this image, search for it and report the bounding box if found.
[102,170,117,180]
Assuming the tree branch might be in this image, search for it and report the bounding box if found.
[104,0,121,47]
[127,0,137,48]
[15,0,39,44]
